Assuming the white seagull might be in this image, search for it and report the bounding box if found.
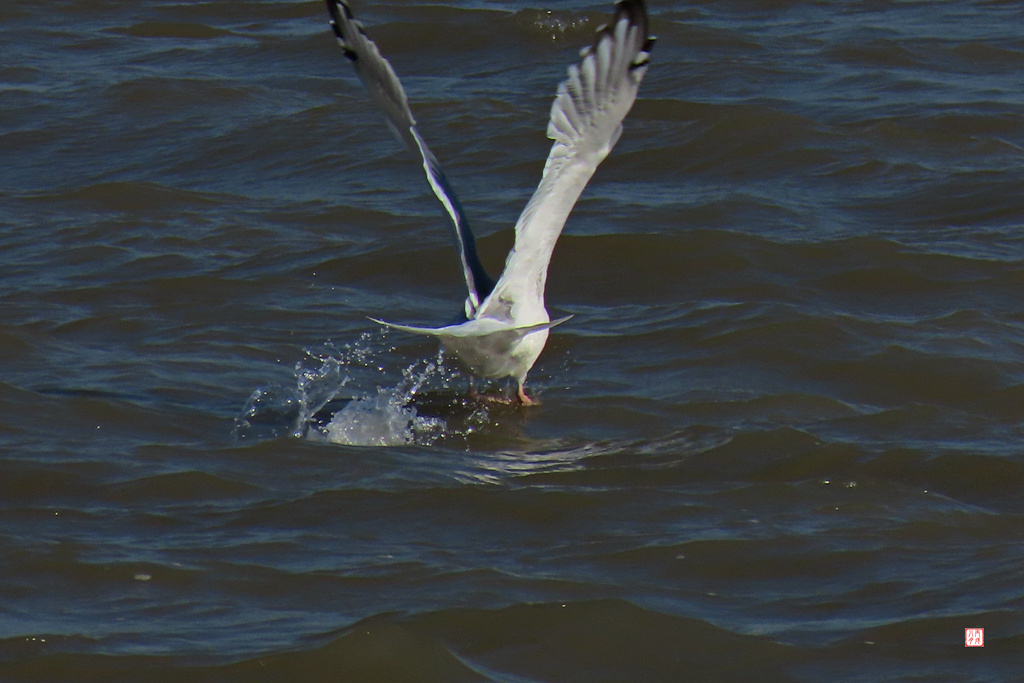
[326,0,654,404]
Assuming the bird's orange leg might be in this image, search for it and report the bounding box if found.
[516,383,539,406]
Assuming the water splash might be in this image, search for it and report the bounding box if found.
[309,355,448,447]
[292,350,351,440]
[237,331,489,447]
[521,9,591,41]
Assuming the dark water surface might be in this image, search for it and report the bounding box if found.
[2,0,1024,680]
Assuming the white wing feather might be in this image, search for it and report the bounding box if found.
[476,0,654,325]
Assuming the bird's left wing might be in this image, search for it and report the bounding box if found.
[477,0,654,323]
[326,0,494,316]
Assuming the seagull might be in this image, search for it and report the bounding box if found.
[326,0,653,404]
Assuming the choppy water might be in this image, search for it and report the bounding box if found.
[2,0,1024,680]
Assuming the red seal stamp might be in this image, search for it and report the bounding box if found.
[965,628,984,647]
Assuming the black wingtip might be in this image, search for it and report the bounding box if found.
[596,0,652,58]
[612,0,648,35]
[577,0,652,74]
[325,0,342,27]
[326,0,359,31]
[326,0,360,62]
[325,0,344,40]
[630,36,656,71]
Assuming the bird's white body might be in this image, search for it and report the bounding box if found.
[326,0,654,403]
[371,315,572,388]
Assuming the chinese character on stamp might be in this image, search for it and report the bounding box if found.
[965,628,984,647]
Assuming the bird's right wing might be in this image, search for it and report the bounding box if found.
[325,0,494,316]
[477,0,654,323]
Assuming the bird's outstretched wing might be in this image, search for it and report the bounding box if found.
[369,315,573,339]
[325,0,494,316]
[477,0,654,323]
